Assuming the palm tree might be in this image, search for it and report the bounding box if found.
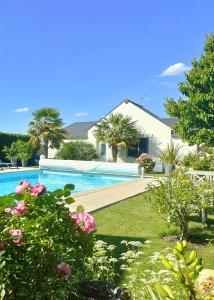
[28,107,66,158]
[94,113,140,162]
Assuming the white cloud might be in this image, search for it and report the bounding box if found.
[161,63,191,77]
[14,107,29,113]
[75,112,89,117]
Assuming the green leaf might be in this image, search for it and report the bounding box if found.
[1,288,5,299]
[163,285,174,299]
[64,184,75,191]
[65,197,75,205]
[76,205,84,213]
[155,284,169,297]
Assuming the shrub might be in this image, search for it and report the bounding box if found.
[56,141,98,161]
[147,170,212,240]
[182,153,213,171]
[136,153,156,173]
[0,181,96,299]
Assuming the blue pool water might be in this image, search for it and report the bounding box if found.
[0,170,135,196]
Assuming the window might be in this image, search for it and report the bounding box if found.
[128,138,148,157]
[100,143,106,156]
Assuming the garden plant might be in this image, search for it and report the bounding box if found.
[136,153,156,173]
[56,141,98,161]
[148,169,212,240]
[0,181,96,299]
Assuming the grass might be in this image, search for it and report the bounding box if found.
[94,193,214,284]
[145,171,166,177]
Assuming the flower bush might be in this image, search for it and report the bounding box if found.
[0,180,96,299]
[136,153,156,173]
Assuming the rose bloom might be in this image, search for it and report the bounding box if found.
[10,229,24,246]
[55,262,71,278]
[71,212,96,234]
[10,229,23,238]
[5,207,17,216]
[5,201,28,217]
[31,184,46,197]
[15,201,28,215]
[16,180,31,194]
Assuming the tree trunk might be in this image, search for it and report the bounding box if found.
[180,220,189,241]
[44,142,49,159]
[112,145,118,162]
[196,144,201,155]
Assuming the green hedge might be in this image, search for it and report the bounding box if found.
[0,132,29,161]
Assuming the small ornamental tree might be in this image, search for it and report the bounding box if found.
[148,170,211,240]
[94,113,140,162]
[15,140,33,166]
[0,181,96,299]
[165,34,214,147]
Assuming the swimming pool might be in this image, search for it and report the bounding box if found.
[0,170,135,196]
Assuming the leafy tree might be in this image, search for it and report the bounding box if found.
[15,140,33,166]
[56,141,98,161]
[165,34,214,147]
[3,143,19,162]
[28,107,66,158]
[94,113,140,162]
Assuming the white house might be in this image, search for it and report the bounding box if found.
[49,99,196,162]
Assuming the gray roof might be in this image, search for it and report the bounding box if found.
[64,100,178,140]
[160,118,179,127]
[64,121,97,140]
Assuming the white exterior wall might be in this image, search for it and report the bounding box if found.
[88,101,173,161]
[172,136,197,157]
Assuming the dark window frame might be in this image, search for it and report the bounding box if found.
[127,138,149,158]
[100,143,106,156]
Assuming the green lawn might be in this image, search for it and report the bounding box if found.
[94,193,214,284]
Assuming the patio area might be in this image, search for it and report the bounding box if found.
[69,176,157,212]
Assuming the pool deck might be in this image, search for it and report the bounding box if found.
[0,167,38,173]
[69,176,158,213]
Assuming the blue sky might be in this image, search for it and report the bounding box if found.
[0,0,213,133]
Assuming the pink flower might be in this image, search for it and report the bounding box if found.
[55,262,71,278]
[16,180,31,194]
[0,241,6,250]
[31,184,46,197]
[13,238,24,246]
[10,229,23,238]
[71,212,96,234]
[15,201,28,216]
[10,229,24,246]
[5,207,17,216]
[5,201,28,217]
